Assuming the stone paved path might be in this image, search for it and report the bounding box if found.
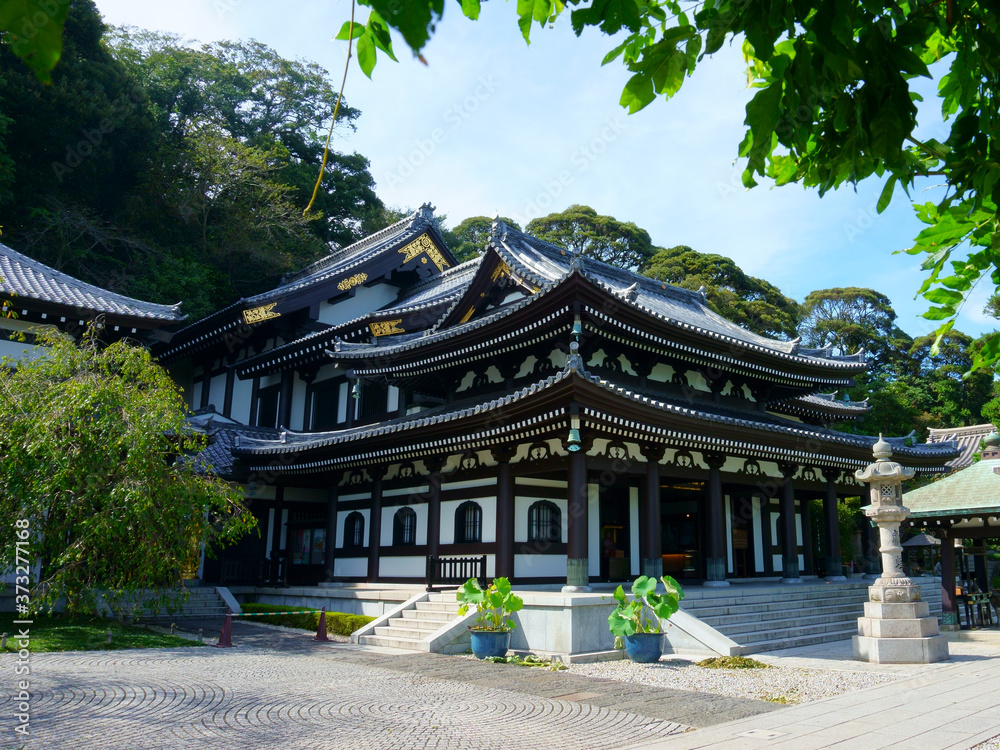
[0,621,778,750]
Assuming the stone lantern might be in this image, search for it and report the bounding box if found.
[852,436,949,663]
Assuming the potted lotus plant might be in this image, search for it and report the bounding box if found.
[456,576,524,659]
[608,574,684,663]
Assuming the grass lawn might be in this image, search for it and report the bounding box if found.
[0,613,205,652]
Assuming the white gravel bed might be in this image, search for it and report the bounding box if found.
[569,657,901,704]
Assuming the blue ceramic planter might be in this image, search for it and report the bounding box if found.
[623,632,663,663]
[470,630,511,659]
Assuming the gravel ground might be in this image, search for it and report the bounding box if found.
[568,657,901,704]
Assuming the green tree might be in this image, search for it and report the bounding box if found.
[798,288,912,376]
[329,0,999,371]
[0,329,255,615]
[643,244,800,338]
[526,205,653,270]
[443,215,522,263]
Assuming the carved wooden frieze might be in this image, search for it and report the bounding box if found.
[398,234,450,272]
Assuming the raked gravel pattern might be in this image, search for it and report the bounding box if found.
[972,735,1000,749]
[568,657,902,704]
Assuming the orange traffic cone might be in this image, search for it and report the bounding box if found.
[215,609,234,648]
[314,606,329,642]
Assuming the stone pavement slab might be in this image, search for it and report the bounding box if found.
[0,619,778,750]
[627,635,1000,750]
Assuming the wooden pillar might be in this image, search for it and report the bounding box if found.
[278,369,293,429]
[425,456,444,560]
[324,485,338,582]
[823,469,846,580]
[639,445,663,580]
[778,463,801,583]
[565,450,590,591]
[367,468,384,583]
[223,366,235,418]
[704,452,729,586]
[494,447,515,580]
[940,530,958,630]
[346,375,356,428]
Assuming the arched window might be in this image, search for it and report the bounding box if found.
[344,511,365,548]
[528,500,561,543]
[393,507,417,546]
[454,501,482,544]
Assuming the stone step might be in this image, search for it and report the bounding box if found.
[726,619,865,645]
[403,607,461,622]
[358,634,428,650]
[414,601,462,613]
[705,609,864,635]
[389,616,449,631]
[373,625,441,640]
[691,600,868,622]
[737,627,860,655]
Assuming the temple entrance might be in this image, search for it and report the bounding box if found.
[660,481,703,579]
[599,485,632,582]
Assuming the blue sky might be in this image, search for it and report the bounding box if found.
[94,0,996,341]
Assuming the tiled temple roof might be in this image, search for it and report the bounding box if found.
[926,423,996,469]
[234,355,956,473]
[487,223,865,369]
[0,242,184,323]
[236,257,483,377]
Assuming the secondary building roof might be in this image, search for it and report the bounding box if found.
[0,241,185,325]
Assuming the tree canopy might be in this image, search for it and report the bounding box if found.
[526,205,654,270]
[441,214,522,263]
[644,244,801,338]
[0,1,385,319]
[0,329,255,614]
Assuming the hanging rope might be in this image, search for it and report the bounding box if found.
[304,0,356,216]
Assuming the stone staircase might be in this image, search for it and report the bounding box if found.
[356,591,470,652]
[139,587,233,623]
[680,579,943,655]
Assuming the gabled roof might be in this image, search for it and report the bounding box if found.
[0,242,184,324]
[486,223,865,369]
[772,392,870,421]
[157,203,457,362]
[927,423,996,469]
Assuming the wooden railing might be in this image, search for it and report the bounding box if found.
[425,555,487,591]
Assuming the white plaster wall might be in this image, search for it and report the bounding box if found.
[191,380,202,406]
[514,496,568,543]
[588,484,600,578]
[515,478,567,488]
[387,386,399,413]
[337,381,349,423]
[291,376,308,430]
[208,374,226,412]
[440,497,496,544]
[515,554,566,579]
[260,373,280,389]
[317,284,400,326]
[647,362,675,383]
[231,376,253,424]
[334,558,367,577]
[379,556,425,578]
[336,508,370,548]
[312,364,341,384]
[629,487,640,576]
[442,477,496,491]
[380,504,428,546]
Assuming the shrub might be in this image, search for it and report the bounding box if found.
[240,603,374,636]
